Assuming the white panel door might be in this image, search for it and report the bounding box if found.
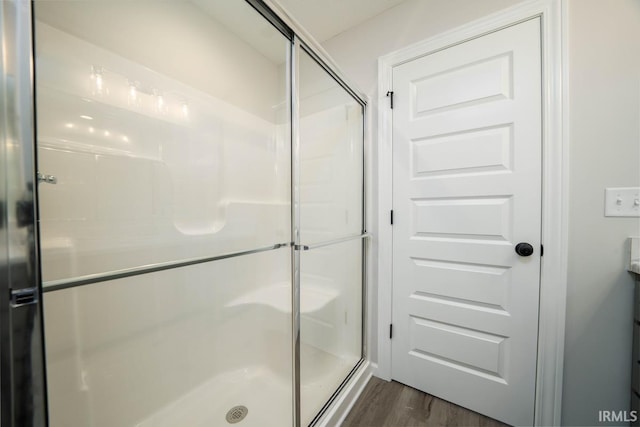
[391,18,542,426]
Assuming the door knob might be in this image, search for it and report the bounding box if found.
[515,242,534,257]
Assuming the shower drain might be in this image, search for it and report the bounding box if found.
[225,405,248,424]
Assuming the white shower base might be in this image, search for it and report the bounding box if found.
[135,343,358,427]
[136,364,289,427]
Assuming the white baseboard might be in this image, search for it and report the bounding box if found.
[314,360,372,427]
[369,362,380,378]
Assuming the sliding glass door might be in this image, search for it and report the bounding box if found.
[297,47,365,426]
[34,1,294,426]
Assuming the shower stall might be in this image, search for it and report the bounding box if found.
[0,0,368,426]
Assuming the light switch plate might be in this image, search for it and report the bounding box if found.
[605,187,640,217]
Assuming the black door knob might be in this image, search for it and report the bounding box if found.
[515,242,534,257]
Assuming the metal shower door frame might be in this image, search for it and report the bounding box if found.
[0,0,49,426]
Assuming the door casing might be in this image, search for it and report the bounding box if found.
[375,1,566,425]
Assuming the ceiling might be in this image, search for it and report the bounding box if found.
[274,0,407,42]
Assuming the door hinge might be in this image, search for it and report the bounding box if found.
[389,324,393,339]
[390,209,394,225]
[541,244,544,256]
[11,287,38,308]
[386,91,394,109]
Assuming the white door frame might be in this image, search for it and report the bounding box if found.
[375,0,567,425]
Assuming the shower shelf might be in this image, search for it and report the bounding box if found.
[226,282,338,314]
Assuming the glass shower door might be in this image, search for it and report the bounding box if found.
[34,1,294,426]
[297,47,365,426]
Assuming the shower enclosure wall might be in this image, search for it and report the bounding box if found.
[0,1,367,426]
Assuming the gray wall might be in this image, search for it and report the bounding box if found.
[562,0,640,424]
[318,0,640,424]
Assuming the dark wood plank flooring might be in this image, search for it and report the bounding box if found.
[342,377,508,427]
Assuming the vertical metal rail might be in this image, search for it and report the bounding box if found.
[361,101,368,361]
[0,0,48,425]
[290,35,301,427]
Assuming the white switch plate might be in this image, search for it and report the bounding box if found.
[605,187,640,217]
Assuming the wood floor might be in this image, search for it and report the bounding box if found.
[341,377,508,427]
